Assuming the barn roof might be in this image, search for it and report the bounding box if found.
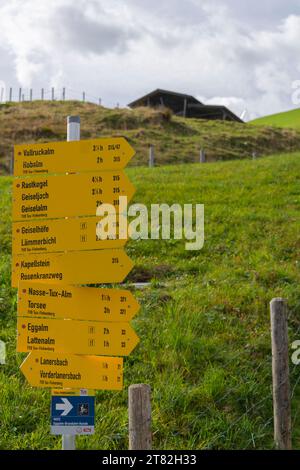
[128,88,243,123]
[128,89,203,108]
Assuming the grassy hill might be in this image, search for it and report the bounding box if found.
[251,108,300,130]
[1,152,300,449]
[1,100,300,174]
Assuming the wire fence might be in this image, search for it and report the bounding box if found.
[0,86,121,109]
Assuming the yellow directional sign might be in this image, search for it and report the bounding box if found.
[20,352,123,390]
[52,389,94,396]
[14,137,135,176]
[12,249,133,288]
[17,317,140,356]
[12,171,135,221]
[12,215,128,254]
[18,282,140,322]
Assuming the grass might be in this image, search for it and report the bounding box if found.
[1,152,300,449]
[1,100,300,174]
[251,108,300,130]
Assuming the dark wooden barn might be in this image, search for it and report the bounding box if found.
[128,89,243,123]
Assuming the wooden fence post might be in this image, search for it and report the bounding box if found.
[149,145,154,167]
[200,148,206,163]
[128,384,152,450]
[270,298,292,449]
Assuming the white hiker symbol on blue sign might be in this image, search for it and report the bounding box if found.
[51,395,95,435]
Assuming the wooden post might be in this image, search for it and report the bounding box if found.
[270,298,292,450]
[149,145,154,168]
[183,98,187,118]
[128,384,152,450]
[200,148,206,163]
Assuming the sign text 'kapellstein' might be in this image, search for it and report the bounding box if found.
[96,196,204,251]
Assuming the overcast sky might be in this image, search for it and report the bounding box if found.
[0,0,300,119]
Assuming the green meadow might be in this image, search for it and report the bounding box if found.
[251,108,300,130]
[0,152,300,449]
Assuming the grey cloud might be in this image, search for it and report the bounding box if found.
[215,0,300,28]
[51,5,140,56]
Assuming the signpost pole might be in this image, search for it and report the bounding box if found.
[61,115,81,451]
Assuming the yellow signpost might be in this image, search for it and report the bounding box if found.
[17,282,140,322]
[17,317,140,356]
[12,215,128,254]
[14,137,135,176]
[13,119,140,446]
[12,171,135,221]
[12,249,133,288]
[20,352,123,390]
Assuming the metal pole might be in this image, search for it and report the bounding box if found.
[19,88,22,102]
[67,115,80,141]
[9,87,12,102]
[99,98,101,106]
[270,298,292,449]
[52,87,55,100]
[62,87,65,101]
[0,87,4,103]
[30,89,33,101]
[82,91,85,102]
[41,88,44,100]
[61,115,80,451]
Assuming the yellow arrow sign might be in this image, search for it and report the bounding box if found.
[12,171,135,221]
[20,352,123,390]
[18,282,140,322]
[52,389,94,396]
[17,317,139,356]
[14,137,135,176]
[12,249,133,288]
[12,215,128,254]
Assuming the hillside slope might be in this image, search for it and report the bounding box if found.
[1,153,300,449]
[251,108,300,130]
[1,100,300,174]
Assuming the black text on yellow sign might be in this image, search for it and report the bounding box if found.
[17,282,140,322]
[20,352,123,390]
[17,317,140,356]
[12,215,128,254]
[11,249,133,288]
[12,171,135,221]
[14,137,135,176]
